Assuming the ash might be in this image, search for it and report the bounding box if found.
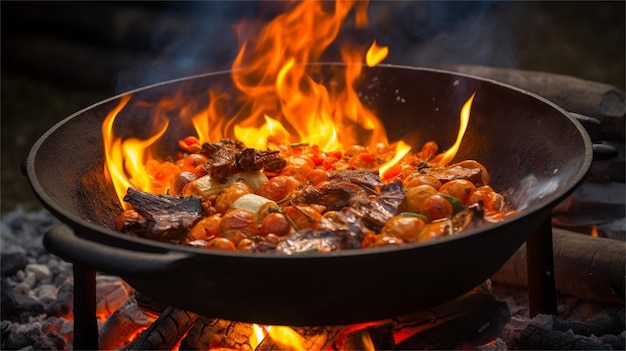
[1,207,625,350]
[1,207,75,350]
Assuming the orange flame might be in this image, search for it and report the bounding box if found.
[265,326,307,351]
[379,140,411,179]
[430,92,476,166]
[366,41,389,67]
[591,224,599,237]
[101,0,476,208]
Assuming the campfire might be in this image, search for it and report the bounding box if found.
[10,1,624,350]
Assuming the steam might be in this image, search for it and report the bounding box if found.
[505,159,582,212]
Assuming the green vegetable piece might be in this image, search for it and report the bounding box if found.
[439,193,464,213]
[399,212,430,223]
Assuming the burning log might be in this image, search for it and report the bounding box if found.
[391,289,510,349]
[491,228,626,304]
[178,316,219,351]
[342,323,395,350]
[95,274,133,319]
[98,295,152,350]
[255,325,345,351]
[121,306,199,350]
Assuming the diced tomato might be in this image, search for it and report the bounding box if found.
[348,153,378,169]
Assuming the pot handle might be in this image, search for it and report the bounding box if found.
[569,112,618,161]
[44,224,192,276]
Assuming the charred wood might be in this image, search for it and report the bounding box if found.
[342,323,395,351]
[135,291,169,317]
[95,275,132,319]
[450,65,625,141]
[178,316,219,351]
[98,295,152,350]
[552,312,625,337]
[201,319,255,350]
[255,325,344,351]
[122,307,199,350]
[511,314,625,350]
[491,228,626,304]
[392,289,510,350]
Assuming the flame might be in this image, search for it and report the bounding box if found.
[102,94,173,208]
[430,92,476,166]
[101,0,477,207]
[250,324,268,349]
[379,140,412,179]
[266,326,307,351]
[361,331,375,351]
[591,224,599,237]
[223,0,388,152]
[366,41,389,67]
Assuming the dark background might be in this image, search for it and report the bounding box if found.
[2,1,624,212]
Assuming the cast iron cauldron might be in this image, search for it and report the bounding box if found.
[26,64,592,325]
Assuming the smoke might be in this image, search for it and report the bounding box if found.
[113,1,545,93]
[368,1,544,70]
[113,2,264,94]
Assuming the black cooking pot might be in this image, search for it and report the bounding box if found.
[26,64,592,325]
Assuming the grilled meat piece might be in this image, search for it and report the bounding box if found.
[236,148,287,173]
[208,147,237,183]
[348,179,405,231]
[201,139,287,183]
[327,169,382,195]
[294,182,368,211]
[420,161,488,186]
[122,187,203,242]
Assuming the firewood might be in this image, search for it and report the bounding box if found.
[491,228,626,304]
[186,319,256,350]
[98,295,152,350]
[342,323,395,350]
[392,289,510,349]
[95,275,132,319]
[449,65,625,141]
[122,307,199,350]
[255,325,344,351]
[178,316,219,351]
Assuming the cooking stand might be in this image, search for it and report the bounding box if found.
[69,219,558,350]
